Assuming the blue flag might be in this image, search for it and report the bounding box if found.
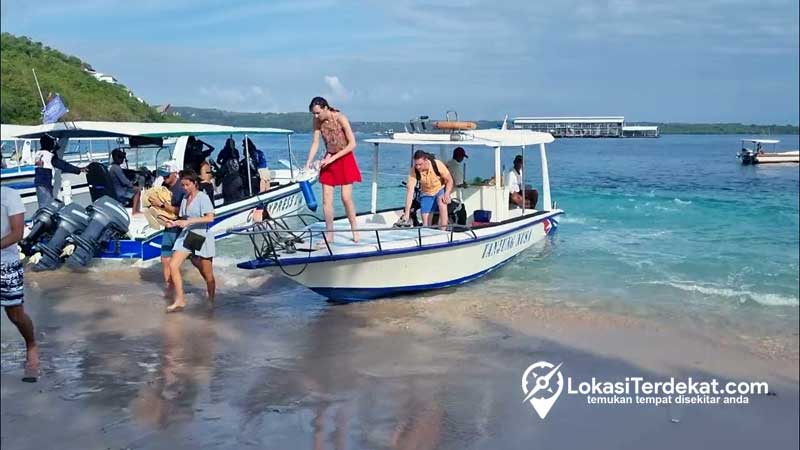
[42,94,69,124]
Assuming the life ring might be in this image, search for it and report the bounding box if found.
[434,121,477,131]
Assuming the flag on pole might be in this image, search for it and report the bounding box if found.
[42,94,69,124]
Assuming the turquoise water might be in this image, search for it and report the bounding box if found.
[215,133,799,334]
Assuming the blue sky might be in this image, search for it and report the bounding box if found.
[2,0,798,123]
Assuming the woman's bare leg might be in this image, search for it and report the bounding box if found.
[340,184,359,242]
[192,256,216,303]
[322,184,335,243]
[168,250,191,310]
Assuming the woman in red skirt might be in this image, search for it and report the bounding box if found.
[305,96,362,244]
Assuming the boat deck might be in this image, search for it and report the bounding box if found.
[290,214,470,256]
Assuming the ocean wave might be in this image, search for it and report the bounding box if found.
[673,198,692,205]
[645,280,799,307]
[558,216,587,225]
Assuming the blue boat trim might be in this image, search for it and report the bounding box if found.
[97,183,305,260]
[309,250,523,301]
[237,211,562,269]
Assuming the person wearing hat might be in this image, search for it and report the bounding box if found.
[33,134,85,208]
[445,147,469,188]
[151,160,187,289]
[505,154,538,209]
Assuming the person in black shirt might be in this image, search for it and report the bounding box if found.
[184,136,214,173]
[215,138,243,203]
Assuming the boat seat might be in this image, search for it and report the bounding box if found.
[86,162,119,203]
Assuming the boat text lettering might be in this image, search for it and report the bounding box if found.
[482,229,533,259]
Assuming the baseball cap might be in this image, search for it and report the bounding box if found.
[159,160,182,176]
[453,147,468,158]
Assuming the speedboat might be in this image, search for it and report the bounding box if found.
[13,121,316,268]
[738,139,799,165]
[2,124,115,218]
[232,121,563,301]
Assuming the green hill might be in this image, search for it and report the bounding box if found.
[1,33,170,124]
[170,106,503,133]
[170,106,406,133]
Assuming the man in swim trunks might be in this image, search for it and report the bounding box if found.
[402,150,454,229]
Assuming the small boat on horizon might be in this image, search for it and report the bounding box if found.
[737,139,799,165]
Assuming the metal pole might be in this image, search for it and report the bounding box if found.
[521,145,526,214]
[494,146,502,221]
[371,143,379,214]
[32,68,46,108]
[244,134,253,196]
[287,134,295,180]
[540,143,551,211]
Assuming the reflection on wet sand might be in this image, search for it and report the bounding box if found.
[2,269,797,450]
[132,312,216,428]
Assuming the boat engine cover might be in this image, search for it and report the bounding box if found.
[32,203,91,271]
[19,199,64,256]
[67,196,131,268]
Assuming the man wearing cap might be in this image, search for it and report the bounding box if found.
[446,147,469,188]
[152,161,187,289]
[505,155,539,209]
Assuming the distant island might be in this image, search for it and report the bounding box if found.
[170,107,799,135]
[1,33,796,136]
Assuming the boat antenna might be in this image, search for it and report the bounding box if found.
[32,68,46,108]
[501,115,508,130]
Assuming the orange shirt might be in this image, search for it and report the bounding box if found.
[407,160,450,195]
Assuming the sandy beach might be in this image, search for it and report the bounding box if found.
[2,265,797,450]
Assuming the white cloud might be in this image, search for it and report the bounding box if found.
[197,85,278,112]
[323,75,353,103]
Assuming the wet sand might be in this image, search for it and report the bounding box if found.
[2,266,798,450]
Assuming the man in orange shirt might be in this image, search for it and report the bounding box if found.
[402,150,454,229]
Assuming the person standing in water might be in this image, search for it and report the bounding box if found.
[1,187,39,382]
[164,170,215,313]
[304,96,362,244]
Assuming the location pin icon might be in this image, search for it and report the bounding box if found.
[522,362,564,419]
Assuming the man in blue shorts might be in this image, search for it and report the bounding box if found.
[152,162,186,288]
[402,150,454,229]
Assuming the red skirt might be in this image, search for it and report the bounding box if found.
[319,152,362,186]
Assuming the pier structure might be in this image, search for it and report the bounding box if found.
[513,116,659,138]
[621,125,659,137]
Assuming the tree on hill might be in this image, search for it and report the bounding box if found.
[1,33,171,124]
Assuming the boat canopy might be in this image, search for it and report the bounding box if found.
[742,139,780,144]
[1,124,38,140]
[365,129,554,148]
[14,121,293,139]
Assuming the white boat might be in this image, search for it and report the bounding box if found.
[2,134,118,219]
[738,139,799,165]
[232,123,563,301]
[14,121,315,264]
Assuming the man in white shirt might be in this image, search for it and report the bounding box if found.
[445,146,468,188]
[505,154,538,209]
[1,186,39,382]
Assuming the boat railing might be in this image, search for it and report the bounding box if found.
[228,213,479,261]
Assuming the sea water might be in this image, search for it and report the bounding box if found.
[214,133,799,337]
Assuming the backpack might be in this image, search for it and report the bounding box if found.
[414,153,444,184]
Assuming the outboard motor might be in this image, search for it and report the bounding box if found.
[66,196,131,268]
[19,199,64,256]
[33,203,91,271]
